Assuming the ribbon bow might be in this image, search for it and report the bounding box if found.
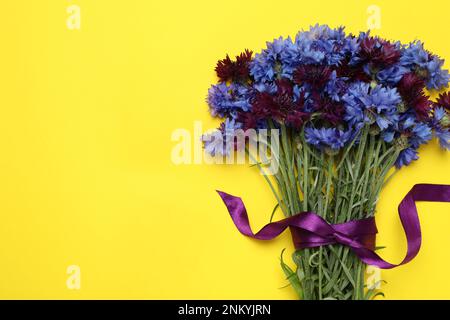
[217,184,450,269]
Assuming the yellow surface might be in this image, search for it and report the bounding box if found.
[0,0,449,299]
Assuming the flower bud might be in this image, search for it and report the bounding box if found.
[415,67,429,79]
[370,80,378,89]
[440,113,450,127]
[397,102,407,113]
[274,62,283,79]
[364,109,376,125]
[294,135,303,151]
[394,135,409,151]
[324,147,339,156]
[369,124,380,136]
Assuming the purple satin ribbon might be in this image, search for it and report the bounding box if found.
[217,184,450,269]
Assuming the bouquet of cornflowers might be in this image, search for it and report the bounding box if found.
[203,25,450,300]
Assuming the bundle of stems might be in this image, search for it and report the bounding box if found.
[252,123,399,300]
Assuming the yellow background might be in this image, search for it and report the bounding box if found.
[0,0,449,299]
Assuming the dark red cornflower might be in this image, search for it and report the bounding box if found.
[398,72,425,94]
[252,92,283,120]
[236,49,253,67]
[251,78,309,128]
[436,92,450,111]
[335,57,371,82]
[283,84,309,129]
[252,80,294,120]
[215,49,253,83]
[275,77,294,97]
[359,37,401,68]
[310,93,345,125]
[286,110,309,129]
[215,55,233,80]
[237,111,259,131]
[398,73,431,119]
[411,94,432,119]
[293,65,333,88]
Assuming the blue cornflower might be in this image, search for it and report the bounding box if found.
[295,39,327,65]
[250,37,297,83]
[384,113,432,147]
[434,107,447,122]
[396,147,419,168]
[280,34,326,68]
[207,83,252,119]
[434,128,450,150]
[325,71,348,101]
[253,82,277,94]
[342,82,401,130]
[400,41,449,90]
[376,64,409,85]
[293,84,308,102]
[435,128,450,150]
[297,24,347,42]
[381,130,395,143]
[389,113,432,167]
[431,107,450,149]
[400,41,429,67]
[305,126,354,152]
[426,56,450,90]
[394,119,432,168]
[294,24,356,66]
[202,118,242,157]
[409,122,433,148]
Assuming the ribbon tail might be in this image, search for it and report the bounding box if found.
[217,190,342,244]
[350,184,450,269]
[217,190,291,240]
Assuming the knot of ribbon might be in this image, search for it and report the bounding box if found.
[217,184,450,269]
[288,213,377,251]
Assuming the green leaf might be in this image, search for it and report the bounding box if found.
[269,203,279,222]
[364,282,386,300]
[280,249,303,299]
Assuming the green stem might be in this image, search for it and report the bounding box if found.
[246,148,288,217]
[323,155,334,219]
